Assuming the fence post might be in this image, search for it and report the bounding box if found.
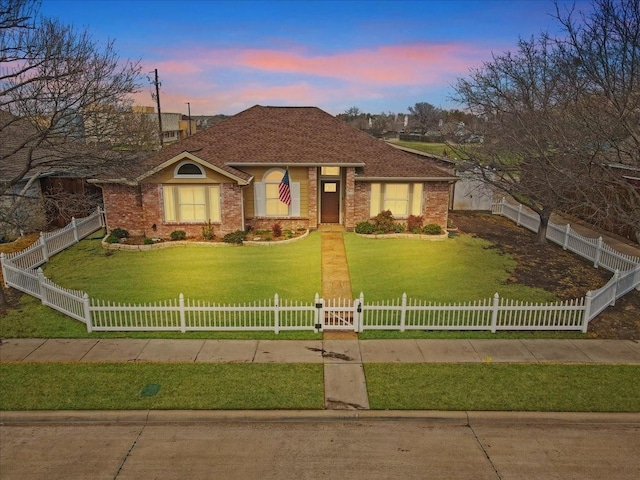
[71,217,79,243]
[594,237,603,268]
[516,205,523,226]
[563,224,571,250]
[358,292,365,332]
[37,268,48,305]
[179,293,186,333]
[40,232,49,262]
[314,293,323,333]
[582,291,592,333]
[83,293,93,333]
[610,270,620,307]
[0,253,7,288]
[400,293,407,332]
[274,293,280,334]
[491,293,499,333]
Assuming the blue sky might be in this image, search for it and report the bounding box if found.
[39,0,591,116]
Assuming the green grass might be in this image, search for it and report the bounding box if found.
[394,141,455,157]
[0,363,324,410]
[43,232,321,303]
[2,362,637,411]
[344,233,556,302]
[365,364,640,412]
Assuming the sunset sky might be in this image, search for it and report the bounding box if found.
[40,0,592,116]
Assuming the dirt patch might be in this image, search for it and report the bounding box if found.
[450,212,640,340]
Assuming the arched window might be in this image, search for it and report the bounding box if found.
[263,168,289,216]
[174,161,205,178]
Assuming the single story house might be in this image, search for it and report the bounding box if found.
[90,105,458,238]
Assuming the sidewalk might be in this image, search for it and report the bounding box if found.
[2,338,639,410]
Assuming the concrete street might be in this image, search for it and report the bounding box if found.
[1,411,639,479]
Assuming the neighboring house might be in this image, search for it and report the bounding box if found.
[133,107,197,145]
[0,112,103,237]
[90,105,458,238]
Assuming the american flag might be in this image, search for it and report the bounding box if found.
[278,169,291,205]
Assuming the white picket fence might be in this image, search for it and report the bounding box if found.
[2,202,638,333]
[492,198,640,321]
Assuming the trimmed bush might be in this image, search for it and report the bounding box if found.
[106,235,120,244]
[109,228,129,239]
[222,230,247,244]
[170,230,187,241]
[355,221,375,234]
[422,224,443,235]
[144,238,154,245]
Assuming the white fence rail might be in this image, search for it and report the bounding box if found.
[2,203,638,332]
[492,198,640,321]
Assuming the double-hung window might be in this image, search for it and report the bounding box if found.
[370,183,423,217]
[163,185,221,223]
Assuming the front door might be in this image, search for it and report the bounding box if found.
[320,181,340,223]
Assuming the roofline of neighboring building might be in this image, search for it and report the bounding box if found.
[385,142,456,165]
[88,178,138,186]
[355,176,458,182]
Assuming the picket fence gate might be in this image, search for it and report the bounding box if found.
[2,203,639,333]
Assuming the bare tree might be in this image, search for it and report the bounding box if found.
[408,102,442,134]
[451,0,640,245]
[0,0,142,306]
[553,0,640,243]
[1,0,142,205]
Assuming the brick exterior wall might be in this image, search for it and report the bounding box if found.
[344,167,356,231]
[101,184,145,235]
[308,167,318,229]
[353,182,371,225]
[422,182,450,229]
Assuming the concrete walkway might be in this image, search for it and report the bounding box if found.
[320,225,353,300]
[2,338,639,410]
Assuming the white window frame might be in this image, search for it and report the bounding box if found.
[254,168,300,217]
[370,183,423,218]
[163,185,221,223]
[173,161,205,179]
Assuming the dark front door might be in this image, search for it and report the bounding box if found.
[321,181,340,223]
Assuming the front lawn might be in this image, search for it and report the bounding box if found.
[344,233,556,302]
[43,231,322,303]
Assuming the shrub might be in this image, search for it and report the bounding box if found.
[355,221,375,234]
[392,223,405,233]
[222,230,247,244]
[202,220,215,241]
[407,215,424,233]
[106,235,120,244]
[373,210,395,233]
[109,228,129,239]
[422,223,443,235]
[272,223,282,238]
[143,238,154,245]
[170,230,186,241]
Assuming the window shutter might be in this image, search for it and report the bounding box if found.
[291,182,300,217]
[254,182,265,217]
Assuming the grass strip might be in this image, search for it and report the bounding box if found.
[0,363,324,410]
[365,364,640,412]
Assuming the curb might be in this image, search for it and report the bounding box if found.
[2,410,639,426]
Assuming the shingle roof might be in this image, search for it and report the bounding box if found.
[96,105,456,183]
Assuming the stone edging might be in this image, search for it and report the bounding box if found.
[355,232,449,241]
[101,229,310,251]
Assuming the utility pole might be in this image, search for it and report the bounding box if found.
[151,69,163,147]
[186,102,192,136]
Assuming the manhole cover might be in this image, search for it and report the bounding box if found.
[140,384,161,397]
